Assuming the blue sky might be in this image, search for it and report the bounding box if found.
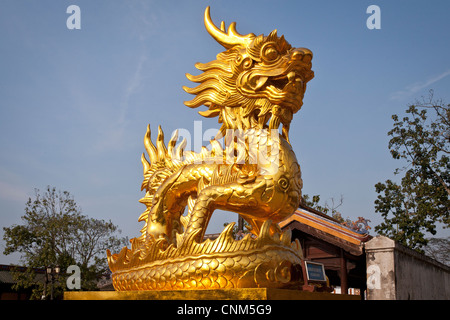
[0,0,449,264]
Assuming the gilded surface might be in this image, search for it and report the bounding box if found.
[65,288,360,300]
[107,7,314,291]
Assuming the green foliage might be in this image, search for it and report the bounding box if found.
[3,186,128,299]
[301,194,329,214]
[223,219,252,239]
[375,91,450,251]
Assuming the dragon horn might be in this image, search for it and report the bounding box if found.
[204,6,255,49]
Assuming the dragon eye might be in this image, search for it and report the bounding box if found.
[262,43,279,62]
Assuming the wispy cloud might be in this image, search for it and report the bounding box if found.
[127,1,161,41]
[121,54,147,123]
[390,69,450,101]
[92,54,147,153]
[0,180,28,203]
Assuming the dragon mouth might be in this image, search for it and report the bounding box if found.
[263,69,305,143]
[265,70,305,112]
[235,65,308,143]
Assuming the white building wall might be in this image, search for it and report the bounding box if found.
[365,236,450,300]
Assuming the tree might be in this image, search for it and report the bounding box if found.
[374,91,450,251]
[301,194,371,234]
[301,194,343,215]
[3,186,128,299]
[423,237,450,266]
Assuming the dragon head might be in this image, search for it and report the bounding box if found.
[184,6,314,142]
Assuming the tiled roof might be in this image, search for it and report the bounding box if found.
[279,207,371,255]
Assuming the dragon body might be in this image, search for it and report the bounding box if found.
[107,7,314,291]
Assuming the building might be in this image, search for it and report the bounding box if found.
[0,265,45,300]
[280,205,450,300]
[280,205,371,298]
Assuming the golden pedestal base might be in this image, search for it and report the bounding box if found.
[64,288,360,300]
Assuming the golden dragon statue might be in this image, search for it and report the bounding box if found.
[107,7,314,291]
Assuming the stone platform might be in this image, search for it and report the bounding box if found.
[64,288,360,300]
